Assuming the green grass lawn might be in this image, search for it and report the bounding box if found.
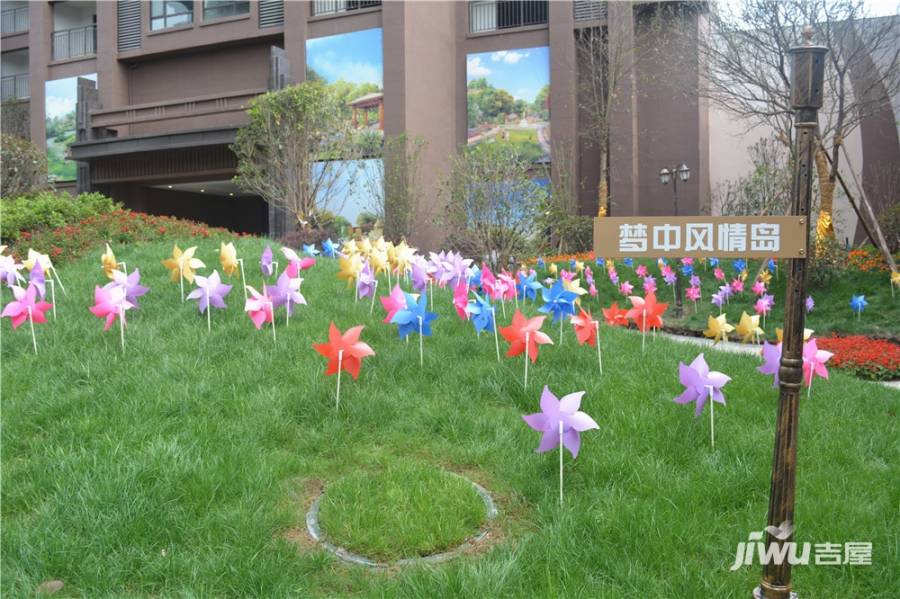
[2,239,898,597]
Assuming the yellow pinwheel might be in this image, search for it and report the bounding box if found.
[101,243,118,279]
[563,277,588,305]
[735,311,764,344]
[703,314,734,344]
[891,271,900,287]
[393,241,416,276]
[220,242,238,277]
[161,244,205,284]
[574,260,585,274]
[776,327,814,343]
[548,263,558,276]
[24,248,54,275]
[337,253,363,288]
[759,270,773,285]
[369,249,388,276]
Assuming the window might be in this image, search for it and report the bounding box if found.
[203,1,250,21]
[150,0,193,31]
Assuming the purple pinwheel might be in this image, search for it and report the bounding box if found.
[643,275,657,294]
[446,251,473,288]
[719,284,733,300]
[187,270,232,313]
[0,254,24,288]
[356,261,377,299]
[674,353,730,418]
[757,341,782,388]
[411,256,431,293]
[28,261,46,299]
[663,271,677,286]
[805,295,815,313]
[110,268,149,307]
[711,291,725,309]
[260,246,275,277]
[689,274,701,287]
[522,386,599,458]
[265,271,306,314]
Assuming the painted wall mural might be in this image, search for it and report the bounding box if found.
[466,47,550,164]
[44,74,96,181]
[306,28,384,227]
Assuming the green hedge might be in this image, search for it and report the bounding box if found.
[1,192,120,243]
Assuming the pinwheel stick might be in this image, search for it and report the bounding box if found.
[641,309,647,354]
[335,349,343,411]
[206,289,211,332]
[493,310,500,362]
[370,280,378,315]
[559,420,564,506]
[807,374,813,399]
[286,298,291,327]
[118,261,128,275]
[238,259,248,301]
[270,301,277,343]
[49,279,56,320]
[417,315,424,367]
[179,263,185,302]
[428,279,433,311]
[27,307,37,354]
[51,268,66,296]
[524,331,530,389]
[594,320,602,375]
[387,268,391,290]
[707,385,714,448]
[559,317,564,345]
[119,306,126,353]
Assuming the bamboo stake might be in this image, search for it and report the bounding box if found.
[27,307,37,353]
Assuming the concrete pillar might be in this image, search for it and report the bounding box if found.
[549,0,578,209]
[607,1,638,216]
[27,1,51,148]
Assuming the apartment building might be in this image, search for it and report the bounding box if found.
[2,1,896,247]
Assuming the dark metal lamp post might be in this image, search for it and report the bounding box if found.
[660,163,690,317]
[754,28,827,599]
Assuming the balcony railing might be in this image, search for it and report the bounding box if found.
[469,1,548,34]
[574,0,607,21]
[311,0,381,17]
[52,25,97,61]
[1,74,29,100]
[1,6,28,35]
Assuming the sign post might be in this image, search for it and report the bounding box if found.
[754,30,827,599]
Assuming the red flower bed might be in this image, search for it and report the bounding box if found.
[7,209,248,264]
[817,334,900,381]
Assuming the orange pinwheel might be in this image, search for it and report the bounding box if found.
[570,307,599,347]
[499,309,553,363]
[626,292,667,332]
[313,322,375,381]
[602,302,629,327]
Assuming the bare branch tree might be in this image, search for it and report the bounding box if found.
[361,133,427,243]
[232,82,361,234]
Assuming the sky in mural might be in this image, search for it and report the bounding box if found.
[45,73,96,181]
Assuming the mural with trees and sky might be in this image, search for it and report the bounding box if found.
[466,47,550,164]
[306,28,384,227]
[44,74,96,181]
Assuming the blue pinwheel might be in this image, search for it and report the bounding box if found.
[681,264,694,276]
[322,238,341,259]
[850,294,868,319]
[595,257,605,267]
[569,259,577,270]
[732,259,746,273]
[517,271,544,302]
[623,258,634,268]
[391,292,438,339]
[302,244,320,257]
[709,257,719,267]
[539,279,578,324]
[469,265,482,289]
[465,293,496,335]
[537,257,546,270]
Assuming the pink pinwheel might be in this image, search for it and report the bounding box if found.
[660,265,674,278]
[187,270,232,313]
[674,353,730,418]
[523,386,599,458]
[663,271,677,286]
[380,284,408,323]
[480,264,497,298]
[730,277,744,294]
[802,338,833,387]
[752,280,767,296]
[714,267,725,281]
[89,284,133,331]
[498,271,518,300]
[608,268,619,285]
[757,341,782,388]
[754,297,772,317]
[642,276,657,295]
[560,269,575,282]
[2,283,51,329]
[686,286,701,302]
[682,258,694,266]
[453,280,469,320]
[619,280,633,296]
[244,286,274,329]
[285,257,315,277]
[636,264,648,278]
[584,266,594,286]
[109,268,149,307]
[588,282,598,297]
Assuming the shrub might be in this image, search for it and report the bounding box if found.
[1,192,120,243]
[1,134,50,198]
[878,203,900,253]
[817,334,900,381]
[6,209,239,264]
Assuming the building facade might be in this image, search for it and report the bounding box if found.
[2,1,895,248]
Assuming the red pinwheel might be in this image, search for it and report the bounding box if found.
[313,322,375,381]
[626,292,667,332]
[500,310,553,388]
[570,307,598,347]
[602,302,629,327]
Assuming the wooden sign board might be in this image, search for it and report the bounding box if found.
[594,216,807,258]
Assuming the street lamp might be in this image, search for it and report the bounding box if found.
[660,163,691,317]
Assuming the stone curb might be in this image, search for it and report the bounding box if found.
[306,472,499,568]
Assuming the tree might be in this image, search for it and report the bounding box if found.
[360,134,426,243]
[440,143,546,269]
[712,137,794,217]
[1,134,50,198]
[700,0,900,251]
[232,82,361,233]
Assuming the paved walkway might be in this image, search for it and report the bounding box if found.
[658,331,900,392]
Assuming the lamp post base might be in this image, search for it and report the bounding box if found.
[753,585,798,599]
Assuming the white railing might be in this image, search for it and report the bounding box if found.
[1,74,29,100]
[311,0,381,17]
[1,6,28,34]
[52,25,97,61]
[469,1,548,34]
